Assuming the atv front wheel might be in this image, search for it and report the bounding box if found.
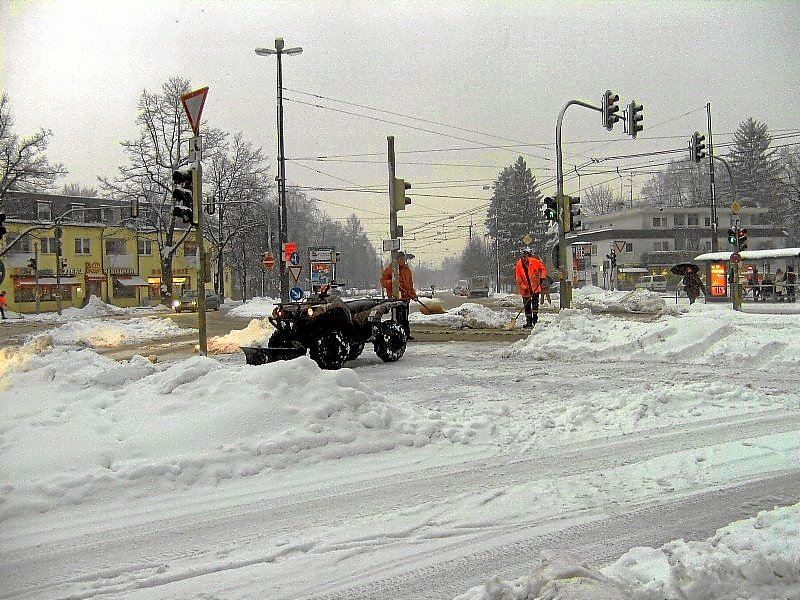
[373,321,407,363]
[309,329,350,370]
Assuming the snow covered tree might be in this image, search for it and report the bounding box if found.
[727,117,782,208]
[485,157,545,286]
[458,235,492,279]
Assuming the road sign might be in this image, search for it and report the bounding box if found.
[180,87,209,136]
[283,242,297,262]
[289,251,301,266]
[289,286,304,301]
[262,253,275,269]
[614,240,626,254]
[288,265,302,282]
[522,234,533,246]
[731,200,741,215]
[731,252,741,264]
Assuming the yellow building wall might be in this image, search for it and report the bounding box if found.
[1,223,231,314]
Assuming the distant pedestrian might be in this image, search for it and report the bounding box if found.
[514,247,547,328]
[787,266,797,302]
[0,290,7,319]
[682,266,706,304]
[774,268,787,300]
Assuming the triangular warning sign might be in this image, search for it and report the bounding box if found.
[181,87,209,135]
[288,265,303,283]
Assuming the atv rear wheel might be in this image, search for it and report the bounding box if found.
[309,329,350,370]
[373,321,407,363]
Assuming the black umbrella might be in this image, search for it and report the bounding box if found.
[670,262,699,275]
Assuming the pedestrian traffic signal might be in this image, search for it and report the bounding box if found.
[60,258,68,270]
[690,131,706,163]
[727,227,737,245]
[627,101,644,138]
[564,195,582,233]
[392,177,411,211]
[27,258,36,270]
[737,228,748,250]
[543,197,558,222]
[0,213,6,240]
[172,165,199,225]
[601,90,620,131]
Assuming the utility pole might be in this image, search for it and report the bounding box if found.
[387,136,399,298]
[707,103,719,252]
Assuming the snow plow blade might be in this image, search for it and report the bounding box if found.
[240,346,306,365]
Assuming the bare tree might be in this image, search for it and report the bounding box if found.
[61,183,98,197]
[100,76,223,301]
[0,93,67,203]
[582,184,624,216]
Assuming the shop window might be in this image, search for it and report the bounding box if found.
[137,239,153,255]
[16,284,73,303]
[75,238,91,254]
[4,233,31,253]
[37,202,52,221]
[105,238,126,255]
[112,278,136,299]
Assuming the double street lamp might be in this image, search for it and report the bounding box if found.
[255,37,302,302]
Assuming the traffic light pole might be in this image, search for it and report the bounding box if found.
[556,99,602,309]
[387,136,399,299]
[195,161,208,355]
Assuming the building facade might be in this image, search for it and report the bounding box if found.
[566,205,790,289]
[0,192,231,314]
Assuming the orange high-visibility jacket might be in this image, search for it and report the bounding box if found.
[515,256,547,297]
[381,264,416,299]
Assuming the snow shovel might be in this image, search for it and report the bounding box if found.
[503,309,523,330]
[414,297,445,315]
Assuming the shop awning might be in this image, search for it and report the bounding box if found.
[115,276,149,286]
[18,277,81,286]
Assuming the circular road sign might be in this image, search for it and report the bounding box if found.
[262,253,276,269]
[289,286,304,301]
[731,252,741,264]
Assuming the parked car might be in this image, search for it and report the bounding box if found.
[172,290,221,312]
[635,275,667,293]
[453,280,469,296]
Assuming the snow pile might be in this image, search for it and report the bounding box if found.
[505,305,799,366]
[0,347,445,521]
[24,315,188,348]
[575,286,683,316]
[226,296,279,318]
[456,502,800,600]
[412,302,518,328]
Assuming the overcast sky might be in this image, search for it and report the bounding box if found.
[3,0,799,267]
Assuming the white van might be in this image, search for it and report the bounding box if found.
[635,275,667,293]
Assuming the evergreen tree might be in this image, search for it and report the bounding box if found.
[458,235,491,279]
[728,117,782,208]
[485,157,545,286]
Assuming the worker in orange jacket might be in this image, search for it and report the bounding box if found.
[380,251,417,339]
[514,247,547,328]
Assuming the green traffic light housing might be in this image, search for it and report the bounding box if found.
[627,101,644,138]
[172,166,199,225]
[727,227,737,245]
[543,197,558,222]
[691,131,707,163]
[601,90,620,131]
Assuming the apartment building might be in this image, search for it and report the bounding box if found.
[565,205,790,289]
[0,192,230,314]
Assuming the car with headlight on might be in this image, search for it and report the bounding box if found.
[172,290,221,312]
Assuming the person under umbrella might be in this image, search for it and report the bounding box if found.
[682,265,706,304]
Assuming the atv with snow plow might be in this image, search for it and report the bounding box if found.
[241,289,409,370]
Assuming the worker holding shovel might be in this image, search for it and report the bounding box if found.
[381,251,418,340]
[514,247,547,328]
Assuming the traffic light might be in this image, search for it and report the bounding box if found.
[627,101,644,138]
[172,165,199,225]
[60,258,68,270]
[601,90,620,131]
[606,250,617,269]
[543,197,558,222]
[392,177,411,211]
[690,131,706,163]
[27,258,36,270]
[0,213,6,240]
[564,195,581,233]
[737,228,748,250]
[727,227,737,245]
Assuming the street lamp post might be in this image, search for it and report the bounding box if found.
[256,37,302,302]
